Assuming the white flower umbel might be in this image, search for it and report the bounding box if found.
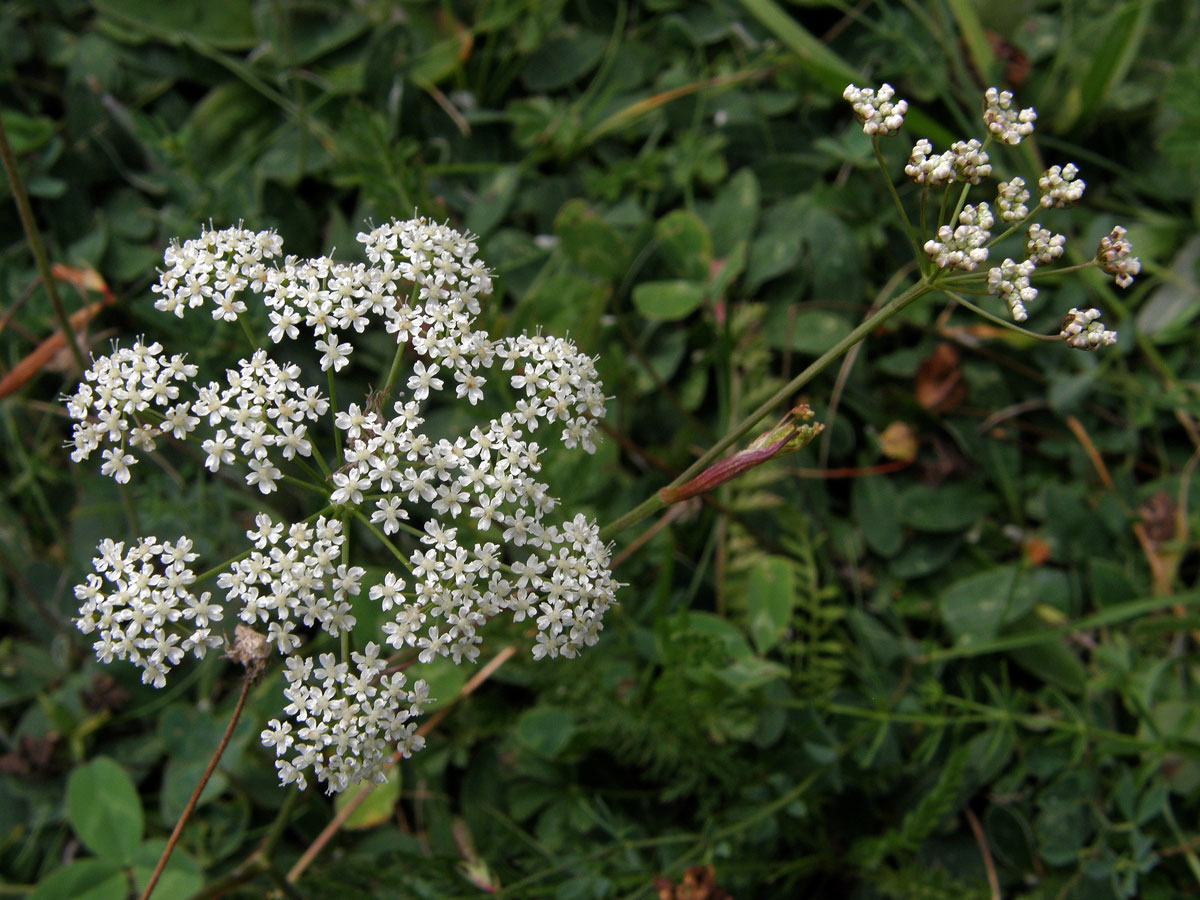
[67,216,619,793]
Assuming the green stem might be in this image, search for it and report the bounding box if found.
[380,338,407,401]
[945,291,1057,340]
[872,136,923,266]
[0,113,88,371]
[599,279,931,541]
[327,368,341,462]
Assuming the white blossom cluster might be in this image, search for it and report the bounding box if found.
[1097,225,1142,288]
[1060,307,1118,349]
[66,339,199,483]
[75,536,223,688]
[66,216,619,792]
[924,203,994,271]
[983,87,1036,145]
[262,645,427,793]
[843,83,908,136]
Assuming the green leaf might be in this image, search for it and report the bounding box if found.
[707,168,760,257]
[160,755,228,823]
[92,0,256,49]
[654,210,712,280]
[764,308,852,355]
[67,757,144,863]
[554,199,628,280]
[514,706,576,758]
[746,556,795,654]
[898,483,991,532]
[0,110,56,153]
[28,860,126,900]
[131,842,204,900]
[631,280,707,320]
[414,654,465,712]
[938,566,1070,645]
[467,166,521,238]
[333,767,402,830]
[1008,641,1087,694]
[521,30,607,92]
[852,476,903,558]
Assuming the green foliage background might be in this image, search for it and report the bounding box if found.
[3,0,1200,898]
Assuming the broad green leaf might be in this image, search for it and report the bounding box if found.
[333,767,402,830]
[716,656,790,691]
[554,199,628,280]
[707,168,760,257]
[632,280,706,320]
[521,30,607,92]
[898,483,991,532]
[852,476,903,558]
[0,110,55,153]
[764,308,852,355]
[514,706,576,758]
[160,755,228,822]
[677,612,754,660]
[131,842,204,900]
[92,0,256,49]
[415,654,465,712]
[746,556,795,654]
[467,166,521,237]
[889,535,962,579]
[938,566,1069,645]
[67,757,143,863]
[1008,641,1087,694]
[27,860,126,900]
[745,228,801,292]
[654,210,712,280]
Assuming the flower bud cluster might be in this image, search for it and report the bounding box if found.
[1039,164,1085,208]
[75,536,222,688]
[983,87,1037,145]
[1026,224,1066,265]
[924,203,994,271]
[995,178,1030,222]
[1060,307,1118,349]
[843,83,908,136]
[987,258,1037,322]
[904,139,992,186]
[263,645,428,792]
[67,216,620,793]
[1097,226,1142,288]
